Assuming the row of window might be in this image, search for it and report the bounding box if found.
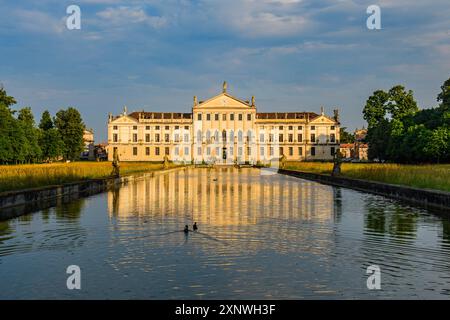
[120,146,336,157]
[113,125,336,131]
[113,125,191,131]
[112,133,336,143]
[197,113,253,121]
[113,133,190,143]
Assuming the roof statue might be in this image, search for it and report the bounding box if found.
[320,106,324,115]
[251,96,255,107]
[333,109,340,122]
[193,95,198,107]
[222,81,227,93]
[123,106,128,116]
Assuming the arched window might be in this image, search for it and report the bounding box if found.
[222,130,227,143]
[214,130,219,143]
[238,130,243,143]
[229,130,234,143]
[247,130,253,144]
[197,130,202,143]
[206,130,211,142]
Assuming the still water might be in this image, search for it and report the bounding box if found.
[1,168,450,299]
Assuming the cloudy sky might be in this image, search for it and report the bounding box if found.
[0,0,449,141]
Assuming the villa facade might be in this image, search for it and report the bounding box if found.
[107,83,341,164]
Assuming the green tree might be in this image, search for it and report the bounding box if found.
[363,90,389,128]
[38,110,64,161]
[0,85,17,108]
[398,125,430,163]
[0,102,26,164]
[339,127,355,143]
[39,110,53,131]
[54,107,85,160]
[387,85,418,120]
[364,85,420,161]
[0,102,14,163]
[437,76,450,111]
[366,119,391,161]
[385,118,404,161]
[0,86,29,163]
[17,107,42,163]
[363,90,390,160]
[423,127,450,163]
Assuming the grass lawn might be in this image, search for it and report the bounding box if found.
[0,161,183,193]
[284,161,450,193]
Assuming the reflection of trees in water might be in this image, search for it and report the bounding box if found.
[0,203,87,257]
[365,202,386,235]
[54,197,86,221]
[364,197,418,240]
[441,218,450,243]
[388,207,418,238]
[0,221,12,245]
[18,212,33,223]
[41,208,50,221]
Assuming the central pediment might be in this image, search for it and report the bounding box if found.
[194,93,252,110]
[110,114,139,124]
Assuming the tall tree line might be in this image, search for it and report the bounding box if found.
[363,77,450,163]
[0,86,85,164]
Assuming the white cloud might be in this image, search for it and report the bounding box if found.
[232,12,309,37]
[377,0,449,8]
[204,0,313,38]
[96,6,166,28]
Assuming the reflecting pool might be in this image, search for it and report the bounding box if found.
[1,168,450,299]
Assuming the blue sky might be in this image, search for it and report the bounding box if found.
[1,0,449,141]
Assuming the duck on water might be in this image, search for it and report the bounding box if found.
[184,223,198,233]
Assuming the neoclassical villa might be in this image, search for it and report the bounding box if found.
[107,82,341,164]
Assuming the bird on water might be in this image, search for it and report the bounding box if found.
[193,222,198,231]
[184,225,189,233]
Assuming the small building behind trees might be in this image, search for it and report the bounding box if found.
[340,128,368,161]
[81,129,95,160]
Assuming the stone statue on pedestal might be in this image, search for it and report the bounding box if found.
[333,109,340,122]
[332,150,343,177]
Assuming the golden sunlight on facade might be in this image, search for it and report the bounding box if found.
[107,82,341,163]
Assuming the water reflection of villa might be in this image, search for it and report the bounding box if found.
[107,168,337,224]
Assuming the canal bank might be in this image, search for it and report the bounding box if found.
[277,168,450,212]
[0,166,188,221]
